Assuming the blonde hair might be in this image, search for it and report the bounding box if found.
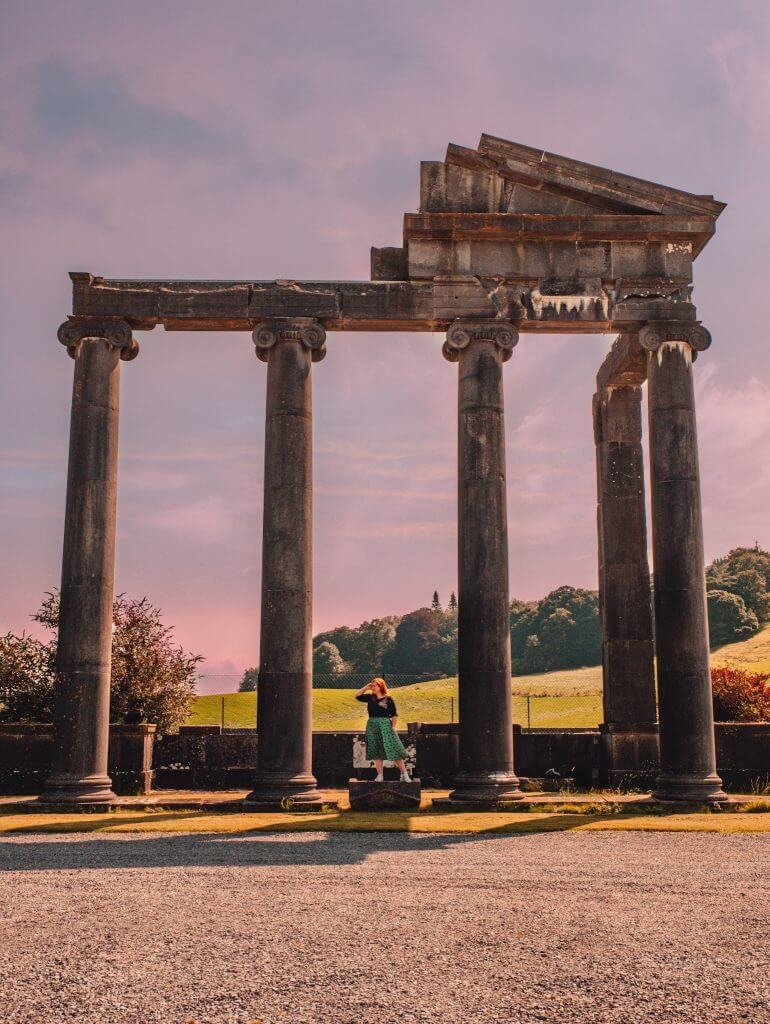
[370,677,389,695]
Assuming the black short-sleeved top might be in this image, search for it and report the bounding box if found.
[356,693,397,718]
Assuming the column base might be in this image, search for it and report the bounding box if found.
[652,771,728,804]
[38,772,117,809]
[448,770,523,808]
[245,770,326,811]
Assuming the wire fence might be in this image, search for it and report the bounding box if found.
[192,674,604,731]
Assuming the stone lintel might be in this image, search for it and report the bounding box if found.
[596,333,648,390]
[403,211,716,247]
[68,275,701,336]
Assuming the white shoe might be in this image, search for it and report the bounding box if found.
[400,773,412,783]
[375,773,384,782]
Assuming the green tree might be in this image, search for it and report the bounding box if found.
[707,547,770,622]
[383,608,452,676]
[5,591,203,733]
[0,632,57,721]
[707,590,759,647]
[448,592,458,611]
[313,617,398,674]
[238,667,259,692]
[312,641,349,676]
[432,590,441,611]
[509,599,538,669]
[509,588,600,673]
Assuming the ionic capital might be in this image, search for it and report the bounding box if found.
[442,319,519,363]
[57,318,139,361]
[638,321,711,359]
[252,318,327,363]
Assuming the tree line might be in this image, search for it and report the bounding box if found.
[1,547,767,725]
[239,545,770,687]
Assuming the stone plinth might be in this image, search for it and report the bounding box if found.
[348,779,422,810]
[599,722,659,787]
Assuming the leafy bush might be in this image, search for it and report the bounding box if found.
[312,641,350,675]
[707,546,770,623]
[0,632,57,721]
[0,592,201,733]
[238,667,259,692]
[707,590,760,646]
[711,666,770,721]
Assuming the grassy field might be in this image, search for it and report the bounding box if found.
[187,624,770,731]
[712,622,770,674]
[2,805,769,835]
[188,667,604,731]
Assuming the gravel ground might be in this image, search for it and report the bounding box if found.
[0,830,768,1024]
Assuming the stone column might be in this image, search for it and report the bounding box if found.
[41,319,139,806]
[640,321,725,803]
[443,320,522,805]
[593,384,659,783]
[247,318,326,809]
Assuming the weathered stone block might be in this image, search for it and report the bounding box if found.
[348,779,422,810]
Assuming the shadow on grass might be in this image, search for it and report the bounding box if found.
[1,798,767,873]
[0,812,605,872]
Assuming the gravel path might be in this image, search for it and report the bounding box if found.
[0,830,768,1024]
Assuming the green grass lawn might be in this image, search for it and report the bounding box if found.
[187,622,770,733]
[712,621,770,674]
[188,667,604,731]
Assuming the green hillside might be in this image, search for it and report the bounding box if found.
[712,622,770,674]
[186,623,770,733]
[188,665,604,731]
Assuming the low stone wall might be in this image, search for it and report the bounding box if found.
[715,723,770,791]
[0,723,156,794]
[414,724,602,787]
[1,721,768,794]
[153,728,419,788]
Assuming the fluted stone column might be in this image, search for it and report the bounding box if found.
[640,321,725,803]
[594,384,659,783]
[443,320,522,805]
[247,318,326,809]
[41,319,139,806]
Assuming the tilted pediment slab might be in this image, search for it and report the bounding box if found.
[420,134,726,219]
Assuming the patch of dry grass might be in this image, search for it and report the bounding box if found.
[1,806,768,836]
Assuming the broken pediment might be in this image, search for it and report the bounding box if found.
[422,134,726,218]
[370,133,724,332]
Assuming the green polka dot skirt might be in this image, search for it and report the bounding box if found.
[365,718,409,761]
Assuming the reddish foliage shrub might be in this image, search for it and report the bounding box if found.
[711,666,770,721]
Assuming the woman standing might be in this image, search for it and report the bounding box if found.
[355,678,412,782]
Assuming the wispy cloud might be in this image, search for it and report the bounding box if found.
[29,57,243,163]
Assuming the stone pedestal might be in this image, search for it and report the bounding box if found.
[642,323,726,803]
[599,723,659,787]
[41,321,138,807]
[109,724,156,795]
[246,320,326,810]
[348,779,422,810]
[443,321,522,806]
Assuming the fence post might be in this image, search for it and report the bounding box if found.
[527,695,531,730]
[221,695,225,730]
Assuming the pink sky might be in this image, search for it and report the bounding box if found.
[2,1,769,688]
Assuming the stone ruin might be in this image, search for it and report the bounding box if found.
[44,134,726,807]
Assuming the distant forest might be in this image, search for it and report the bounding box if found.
[238,546,770,688]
